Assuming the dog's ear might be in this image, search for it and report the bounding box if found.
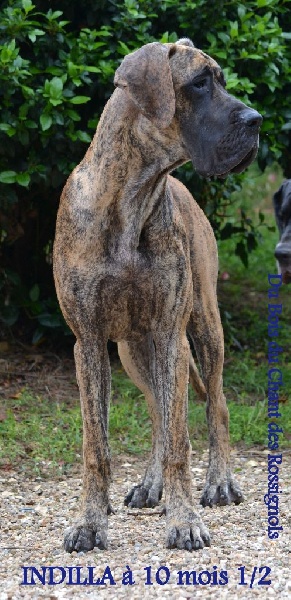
[114,42,175,129]
[176,38,195,48]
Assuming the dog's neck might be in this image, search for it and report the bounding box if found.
[83,89,188,251]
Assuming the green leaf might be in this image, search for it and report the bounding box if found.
[247,54,264,60]
[76,130,91,143]
[230,21,238,38]
[247,234,257,252]
[45,67,63,76]
[215,51,227,59]
[257,0,273,6]
[26,120,38,129]
[67,61,79,78]
[206,33,216,45]
[22,0,34,14]
[0,305,19,326]
[49,77,63,99]
[0,124,16,137]
[21,85,34,98]
[226,80,240,90]
[0,171,17,184]
[220,223,233,240]
[55,113,64,125]
[32,327,45,345]
[93,28,112,37]
[49,99,63,107]
[70,96,90,104]
[235,241,248,268]
[261,120,274,132]
[28,29,45,43]
[40,114,52,131]
[218,32,230,44]
[237,5,245,19]
[17,172,30,187]
[29,283,40,302]
[118,41,131,56]
[66,109,81,122]
[83,66,101,73]
[38,313,62,327]
[46,9,63,20]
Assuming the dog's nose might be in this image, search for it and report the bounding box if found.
[238,108,262,129]
[275,242,291,263]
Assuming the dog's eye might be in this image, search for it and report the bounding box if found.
[192,78,208,90]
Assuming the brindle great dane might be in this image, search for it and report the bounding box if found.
[53,38,262,552]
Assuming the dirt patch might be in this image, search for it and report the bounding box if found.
[0,344,78,405]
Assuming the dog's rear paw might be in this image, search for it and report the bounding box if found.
[200,476,244,508]
[125,483,162,508]
[166,513,210,551]
[64,525,108,553]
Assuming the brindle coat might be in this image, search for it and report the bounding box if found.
[53,39,262,552]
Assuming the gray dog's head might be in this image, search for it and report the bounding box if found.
[114,39,262,179]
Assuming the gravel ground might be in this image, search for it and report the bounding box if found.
[0,448,290,599]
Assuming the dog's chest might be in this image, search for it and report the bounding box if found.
[96,242,190,342]
[98,250,159,341]
[58,199,192,341]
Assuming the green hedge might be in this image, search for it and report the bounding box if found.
[0,0,290,342]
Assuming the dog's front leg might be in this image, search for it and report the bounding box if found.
[155,332,210,551]
[64,337,111,553]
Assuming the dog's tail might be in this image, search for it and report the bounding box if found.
[189,352,207,401]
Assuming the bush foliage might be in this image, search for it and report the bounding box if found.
[0,0,290,342]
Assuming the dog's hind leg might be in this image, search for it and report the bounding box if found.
[118,335,163,508]
[154,329,210,550]
[187,298,244,508]
[189,351,206,401]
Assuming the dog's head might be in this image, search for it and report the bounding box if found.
[114,39,262,179]
[273,180,291,284]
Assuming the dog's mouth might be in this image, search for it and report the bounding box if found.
[276,259,291,284]
[278,265,291,284]
[217,145,258,179]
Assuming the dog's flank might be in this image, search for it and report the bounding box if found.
[273,180,291,284]
[53,39,261,553]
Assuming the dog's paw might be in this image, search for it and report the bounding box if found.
[125,483,162,509]
[200,476,244,508]
[166,513,210,551]
[64,524,108,553]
